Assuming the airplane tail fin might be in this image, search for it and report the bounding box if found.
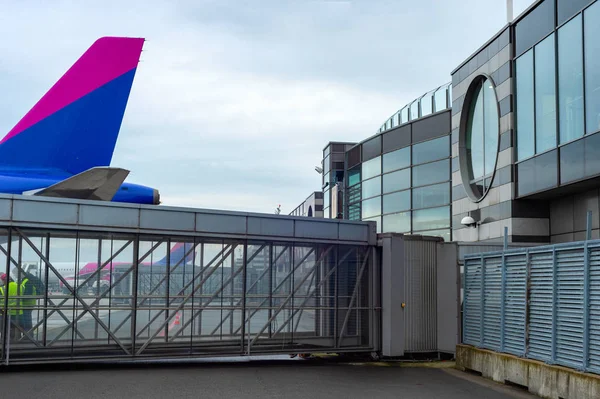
[155,243,195,266]
[0,37,145,175]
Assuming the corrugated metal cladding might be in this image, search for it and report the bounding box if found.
[403,238,438,352]
[463,239,600,375]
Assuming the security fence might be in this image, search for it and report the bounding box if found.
[463,239,600,374]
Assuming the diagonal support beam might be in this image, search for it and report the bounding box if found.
[47,240,165,346]
[273,248,353,336]
[134,243,238,339]
[27,238,134,335]
[15,229,134,354]
[337,250,370,346]
[209,245,290,336]
[232,246,316,336]
[249,246,334,347]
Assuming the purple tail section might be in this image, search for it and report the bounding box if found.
[154,243,196,266]
[0,37,144,175]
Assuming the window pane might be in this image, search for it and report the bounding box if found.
[484,80,499,177]
[362,177,381,199]
[383,168,410,194]
[413,228,451,242]
[559,16,584,144]
[361,197,381,219]
[348,167,361,187]
[410,100,419,120]
[348,203,361,221]
[413,159,449,187]
[535,34,557,153]
[400,106,409,124]
[517,50,535,160]
[363,216,381,233]
[420,93,433,117]
[412,206,450,231]
[585,2,600,134]
[383,190,410,214]
[434,87,448,112]
[515,0,555,57]
[361,156,381,180]
[467,81,485,178]
[412,183,450,209]
[412,136,449,165]
[560,138,585,184]
[383,147,410,173]
[382,212,411,233]
[585,132,600,177]
[558,0,594,26]
[517,150,558,196]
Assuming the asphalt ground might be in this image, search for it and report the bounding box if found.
[0,358,538,399]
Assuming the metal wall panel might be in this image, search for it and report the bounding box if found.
[0,199,12,221]
[403,239,438,352]
[556,249,585,368]
[589,246,600,373]
[503,254,527,356]
[13,200,78,224]
[79,204,139,228]
[528,251,554,362]
[247,216,294,237]
[140,209,195,231]
[295,220,338,240]
[195,212,246,234]
[483,256,502,351]
[463,257,482,346]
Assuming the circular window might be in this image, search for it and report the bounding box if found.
[459,76,500,201]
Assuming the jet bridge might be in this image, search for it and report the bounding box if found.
[0,195,378,365]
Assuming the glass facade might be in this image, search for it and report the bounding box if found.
[514,0,600,197]
[348,131,451,241]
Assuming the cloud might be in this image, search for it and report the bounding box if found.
[0,0,536,214]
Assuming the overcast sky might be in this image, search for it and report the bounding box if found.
[0,0,535,214]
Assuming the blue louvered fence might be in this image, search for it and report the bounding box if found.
[463,239,600,374]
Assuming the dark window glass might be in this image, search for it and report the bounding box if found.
[560,138,585,184]
[585,132,600,176]
[535,34,557,153]
[347,145,361,168]
[412,136,449,165]
[348,203,361,221]
[413,206,450,231]
[515,0,555,57]
[362,136,382,161]
[412,112,451,143]
[383,147,410,173]
[559,16,584,144]
[382,125,411,152]
[517,50,535,160]
[412,183,450,209]
[412,159,449,187]
[585,2,600,134]
[517,150,558,196]
[348,167,360,187]
[347,184,361,204]
[383,190,410,214]
[413,228,451,242]
[383,168,410,194]
[558,0,594,25]
[362,156,381,180]
[361,197,381,219]
[382,212,411,233]
[362,176,381,199]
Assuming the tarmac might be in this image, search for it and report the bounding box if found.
[0,357,538,399]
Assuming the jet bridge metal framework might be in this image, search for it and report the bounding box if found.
[0,195,379,365]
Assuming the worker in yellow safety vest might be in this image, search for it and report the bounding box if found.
[19,272,41,335]
[0,273,23,339]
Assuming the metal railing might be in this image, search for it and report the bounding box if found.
[463,234,600,374]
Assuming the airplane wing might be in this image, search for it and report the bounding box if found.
[27,167,130,201]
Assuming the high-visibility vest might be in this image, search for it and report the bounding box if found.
[0,282,23,316]
[20,278,37,307]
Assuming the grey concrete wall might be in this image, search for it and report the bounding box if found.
[550,188,600,243]
[457,345,600,399]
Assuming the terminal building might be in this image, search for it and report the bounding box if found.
[294,0,600,245]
